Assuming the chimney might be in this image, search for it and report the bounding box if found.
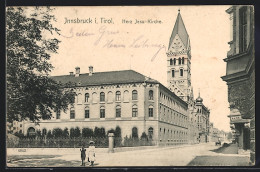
[89,66,93,76]
[69,72,74,76]
[75,67,80,77]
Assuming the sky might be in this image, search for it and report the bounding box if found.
[46,6,231,132]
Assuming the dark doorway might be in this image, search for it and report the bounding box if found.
[243,127,250,150]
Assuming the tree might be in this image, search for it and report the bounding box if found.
[62,127,69,138]
[70,128,75,138]
[52,128,63,138]
[115,126,121,138]
[6,7,74,123]
[46,130,53,139]
[140,132,148,140]
[94,127,106,138]
[74,127,81,138]
[82,128,94,138]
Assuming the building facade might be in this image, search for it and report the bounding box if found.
[221,5,255,163]
[23,68,189,145]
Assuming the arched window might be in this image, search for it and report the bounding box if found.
[170,59,173,65]
[92,92,97,103]
[132,104,138,117]
[172,70,175,77]
[70,107,75,119]
[116,91,121,101]
[180,69,183,76]
[100,92,105,102]
[107,91,113,102]
[77,93,83,103]
[123,90,129,102]
[85,106,90,118]
[173,58,176,65]
[116,105,121,118]
[148,127,153,139]
[182,57,184,64]
[132,90,138,100]
[149,105,153,117]
[85,93,89,102]
[100,106,105,118]
[178,57,181,65]
[132,127,138,138]
[149,90,153,100]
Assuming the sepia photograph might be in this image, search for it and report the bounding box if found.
[6,5,255,167]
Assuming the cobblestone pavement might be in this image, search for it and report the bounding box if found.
[6,142,250,167]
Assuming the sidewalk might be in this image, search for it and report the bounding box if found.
[187,143,250,166]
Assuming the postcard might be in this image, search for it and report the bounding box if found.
[6,5,255,167]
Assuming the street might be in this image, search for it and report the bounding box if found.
[7,142,250,167]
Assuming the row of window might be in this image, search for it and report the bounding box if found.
[159,128,188,138]
[171,69,184,78]
[56,105,155,119]
[75,90,154,103]
[169,57,185,65]
[159,93,186,114]
[160,105,187,121]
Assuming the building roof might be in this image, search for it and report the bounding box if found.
[51,70,159,87]
[168,11,190,50]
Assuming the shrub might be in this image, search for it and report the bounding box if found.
[53,128,63,138]
[94,127,106,138]
[70,128,75,138]
[46,130,53,139]
[74,127,81,138]
[141,132,148,140]
[82,128,94,138]
[63,128,69,138]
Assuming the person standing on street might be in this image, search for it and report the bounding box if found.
[80,145,86,166]
[88,141,96,167]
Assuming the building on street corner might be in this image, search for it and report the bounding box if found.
[221,5,255,164]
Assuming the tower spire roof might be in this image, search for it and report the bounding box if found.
[168,10,190,50]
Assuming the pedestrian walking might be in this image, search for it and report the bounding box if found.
[80,145,86,166]
[88,141,96,167]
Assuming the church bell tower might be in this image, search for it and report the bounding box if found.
[167,9,193,102]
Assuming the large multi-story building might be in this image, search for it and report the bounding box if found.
[221,5,255,164]
[19,10,211,146]
[23,68,189,144]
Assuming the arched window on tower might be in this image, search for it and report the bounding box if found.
[178,57,181,65]
[170,59,173,65]
[174,58,176,65]
[172,70,175,78]
[180,69,183,77]
[182,57,184,64]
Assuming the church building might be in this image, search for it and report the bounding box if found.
[166,10,210,143]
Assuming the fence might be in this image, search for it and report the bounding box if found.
[7,137,109,148]
[7,137,154,148]
[7,137,188,148]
